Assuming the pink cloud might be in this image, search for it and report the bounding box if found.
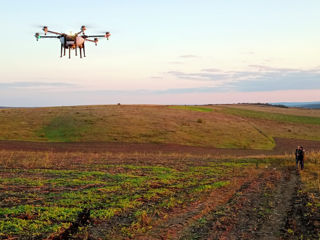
[113,89,320,104]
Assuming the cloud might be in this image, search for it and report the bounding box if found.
[168,61,183,65]
[233,69,320,92]
[201,68,222,72]
[167,65,320,92]
[241,51,255,55]
[179,54,199,58]
[167,71,229,81]
[0,81,76,89]
[247,65,300,72]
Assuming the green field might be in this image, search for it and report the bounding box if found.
[0,150,284,238]
[219,106,320,125]
[0,150,319,239]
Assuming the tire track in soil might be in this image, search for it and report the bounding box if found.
[172,168,299,240]
[256,168,298,240]
[179,170,279,240]
[283,172,320,239]
[206,167,298,240]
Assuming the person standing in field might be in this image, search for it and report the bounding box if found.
[295,146,305,170]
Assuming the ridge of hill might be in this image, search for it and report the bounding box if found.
[272,101,320,109]
[0,104,319,150]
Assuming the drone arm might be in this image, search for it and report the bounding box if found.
[84,35,105,38]
[85,32,111,40]
[38,36,60,38]
[35,34,60,41]
[46,30,63,35]
[84,39,96,43]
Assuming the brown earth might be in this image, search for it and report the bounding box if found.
[0,138,319,155]
[140,167,319,240]
[0,137,318,239]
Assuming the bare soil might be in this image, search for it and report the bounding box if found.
[141,167,319,240]
[0,138,319,156]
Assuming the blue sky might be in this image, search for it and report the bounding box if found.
[1,0,320,106]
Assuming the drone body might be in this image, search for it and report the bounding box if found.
[34,26,111,58]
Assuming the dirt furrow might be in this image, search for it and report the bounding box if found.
[174,168,298,240]
[257,168,298,239]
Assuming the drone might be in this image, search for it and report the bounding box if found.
[34,26,111,58]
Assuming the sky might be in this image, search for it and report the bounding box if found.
[1,0,320,106]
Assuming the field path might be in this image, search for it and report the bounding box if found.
[216,167,299,240]
[257,169,298,239]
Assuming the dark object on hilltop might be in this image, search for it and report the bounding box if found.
[270,104,288,108]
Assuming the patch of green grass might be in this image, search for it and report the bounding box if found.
[169,105,213,112]
[0,156,294,238]
[0,218,70,237]
[39,115,91,142]
[0,205,78,237]
[0,177,44,187]
[0,205,80,222]
[220,107,320,125]
[160,197,183,209]
[193,181,230,193]
[91,208,120,220]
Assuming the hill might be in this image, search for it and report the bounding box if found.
[0,104,319,150]
[272,101,320,109]
[301,103,320,108]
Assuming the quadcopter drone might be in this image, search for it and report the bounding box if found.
[34,26,111,58]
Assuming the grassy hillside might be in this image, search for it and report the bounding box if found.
[226,104,320,117]
[0,104,319,150]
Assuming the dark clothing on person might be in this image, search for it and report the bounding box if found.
[295,148,299,160]
[295,148,304,170]
[297,158,304,170]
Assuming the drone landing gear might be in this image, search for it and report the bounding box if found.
[60,45,63,58]
[69,47,71,59]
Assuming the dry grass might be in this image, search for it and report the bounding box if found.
[300,151,320,193]
[0,104,319,150]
